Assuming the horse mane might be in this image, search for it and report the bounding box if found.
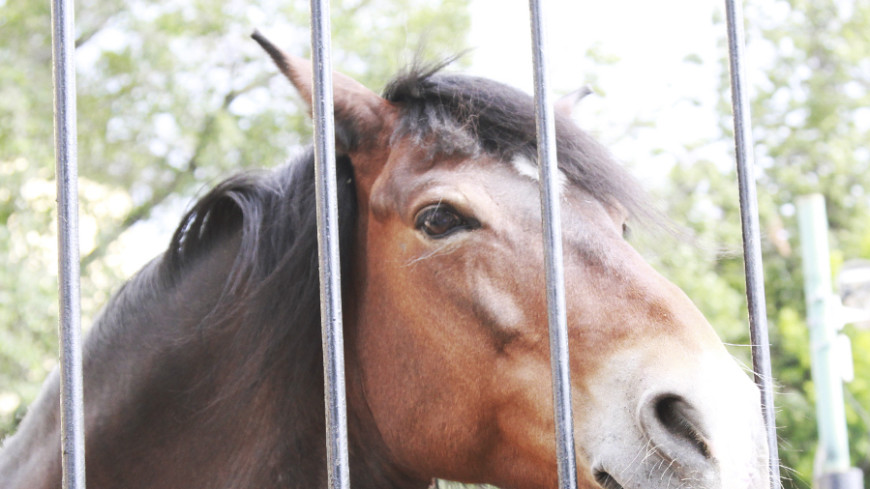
[156,150,357,417]
[383,62,655,224]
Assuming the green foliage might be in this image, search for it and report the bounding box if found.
[0,0,470,438]
[643,1,870,487]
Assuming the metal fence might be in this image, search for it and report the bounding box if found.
[723,1,781,486]
[50,0,85,488]
[49,1,780,488]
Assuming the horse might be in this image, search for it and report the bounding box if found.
[0,32,769,489]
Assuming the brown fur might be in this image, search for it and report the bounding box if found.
[0,35,768,489]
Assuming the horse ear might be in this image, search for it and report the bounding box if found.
[555,86,594,119]
[251,31,395,157]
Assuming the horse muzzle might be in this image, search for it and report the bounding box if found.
[580,351,770,489]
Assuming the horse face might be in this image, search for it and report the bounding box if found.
[255,36,769,489]
[354,144,768,489]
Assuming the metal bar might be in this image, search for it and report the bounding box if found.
[723,1,781,487]
[797,195,851,472]
[798,196,864,489]
[50,0,86,488]
[309,1,351,488]
[528,2,578,489]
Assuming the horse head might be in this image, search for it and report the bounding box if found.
[254,34,769,489]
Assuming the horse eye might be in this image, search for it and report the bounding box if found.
[415,204,477,238]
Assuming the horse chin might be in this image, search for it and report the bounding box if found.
[578,350,770,489]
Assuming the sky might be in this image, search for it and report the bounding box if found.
[466,0,732,179]
[468,0,721,97]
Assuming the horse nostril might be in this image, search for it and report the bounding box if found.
[594,470,625,489]
[651,395,712,460]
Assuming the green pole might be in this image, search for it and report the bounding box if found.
[797,194,862,489]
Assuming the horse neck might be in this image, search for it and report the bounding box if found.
[1,228,427,489]
[80,232,332,488]
[344,353,433,489]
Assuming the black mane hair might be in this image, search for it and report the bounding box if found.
[159,150,356,433]
[167,150,357,298]
[383,63,653,223]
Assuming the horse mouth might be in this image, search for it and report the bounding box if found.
[594,470,626,489]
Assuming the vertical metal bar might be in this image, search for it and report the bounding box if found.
[528,2,578,489]
[798,196,864,489]
[309,1,351,488]
[50,0,86,488]
[723,1,781,487]
[797,195,851,471]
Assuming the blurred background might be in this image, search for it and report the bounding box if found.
[1,0,868,487]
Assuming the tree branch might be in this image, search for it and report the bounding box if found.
[80,80,265,269]
[75,13,115,49]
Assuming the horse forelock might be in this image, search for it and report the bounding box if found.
[382,62,661,227]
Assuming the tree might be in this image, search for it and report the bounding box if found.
[645,1,870,487]
[0,0,471,437]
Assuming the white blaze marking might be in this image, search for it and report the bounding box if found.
[510,154,568,195]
